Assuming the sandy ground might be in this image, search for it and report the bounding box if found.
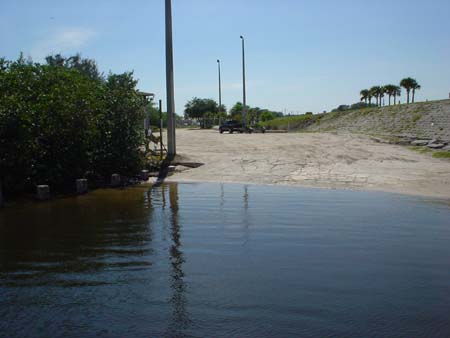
[166,129,450,199]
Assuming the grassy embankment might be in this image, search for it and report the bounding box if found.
[262,100,450,134]
[432,151,450,159]
[409,146,450,159]
[260,114,320,130]
[260,100,450,159]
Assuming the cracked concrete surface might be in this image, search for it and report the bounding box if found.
[166,129,450,199]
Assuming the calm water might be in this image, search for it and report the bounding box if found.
[0,183,450,338]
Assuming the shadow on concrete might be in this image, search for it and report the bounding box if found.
[152,154,204,188]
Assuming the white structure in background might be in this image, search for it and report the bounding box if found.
[138,91,155,136]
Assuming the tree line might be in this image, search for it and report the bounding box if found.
[184,97,281,127]
[0,54,147,197]
[360,77,421,107]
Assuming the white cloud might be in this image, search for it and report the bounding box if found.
[31,27,96,60]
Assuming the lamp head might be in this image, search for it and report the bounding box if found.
[217,59,220,63]
[240,35,244,39]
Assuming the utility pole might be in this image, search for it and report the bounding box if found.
[165,0,176,157]
[240,35,247,129]
[217,59,222,111]
[159,99,163,161]
[217,59,222,125]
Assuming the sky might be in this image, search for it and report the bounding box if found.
[1,0,450,115]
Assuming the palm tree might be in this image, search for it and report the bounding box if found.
[379,86,386,106]
[360,89,370,104]
[400,77,418,104]
[393,86,401,105]
[370,86,378,106]
[384,84,401,106]
[412,81,421,103]
[384,85,395,106]
[370,86,383,107]
[368,91,373,105]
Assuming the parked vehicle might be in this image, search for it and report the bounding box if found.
[219,120,252,134]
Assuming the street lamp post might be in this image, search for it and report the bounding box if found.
[240,35,247,129]
[217,59,222,125]
[165,0,176,157]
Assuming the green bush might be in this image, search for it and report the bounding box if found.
[0,55,146,195]
[260,111,276,122]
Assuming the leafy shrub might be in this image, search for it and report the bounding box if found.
[332,102,377,112]
[260,111,276,122]
[0,55,146,195]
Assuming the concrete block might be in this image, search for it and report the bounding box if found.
[141,170,150,181]
[111,174,121,187]
[411,140,430,146]
[428,143,446,149]
[36,185,50,201]
[76,179,88,194]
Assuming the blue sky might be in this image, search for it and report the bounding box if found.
[1,0,450,114]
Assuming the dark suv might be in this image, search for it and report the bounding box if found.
[219,120,252,134]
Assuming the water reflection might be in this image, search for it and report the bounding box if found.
[220,183,224,211]
[167,183,190,335]
[242,185,251,246]
[0,187,154,287]
[1,183,450,338]
[243,185,249,211]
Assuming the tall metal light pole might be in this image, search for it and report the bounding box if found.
[217,59,222,124]
[240,35,247,128]
[217,59,222,110]
[165,0,176,157]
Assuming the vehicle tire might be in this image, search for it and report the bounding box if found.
[230,129,234,134]
[220,129,223,134]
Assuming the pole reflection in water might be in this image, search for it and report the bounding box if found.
[160,184,168,241]
[243,185,249,211]
[242,185,250,246]
[167,183,190,335]
[220,183,225,211]
[161,183,167,209]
